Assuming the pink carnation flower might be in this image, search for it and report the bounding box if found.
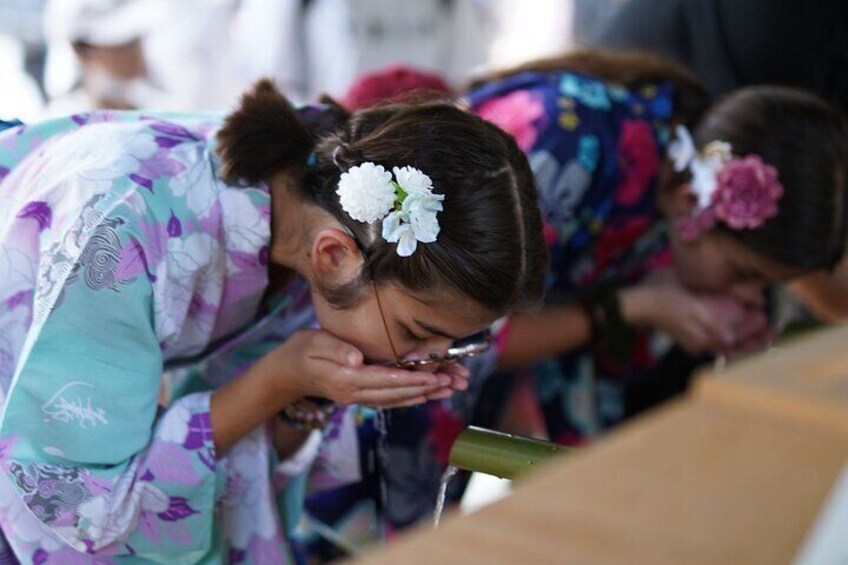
[712,155,783,229]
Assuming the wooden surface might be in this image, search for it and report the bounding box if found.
[359,326,848,564]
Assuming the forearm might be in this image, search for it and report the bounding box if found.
[789,265,848,322]
[496,286,654,370]
[496,303,592,369]
[210,355,299,455]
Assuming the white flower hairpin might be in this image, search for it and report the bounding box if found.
[668,125,733,210]
[667,125,783,241]
[336,162,445,257]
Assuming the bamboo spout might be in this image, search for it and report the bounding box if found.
[448,426,570,480]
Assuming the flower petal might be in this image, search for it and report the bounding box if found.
[393,166,433,194]
[668,125,695,172]
[690,157,720,210]
[411,211,440,242]
[381,211,405,243]
[396,228,419,257]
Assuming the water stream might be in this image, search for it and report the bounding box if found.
[433,464,458,528]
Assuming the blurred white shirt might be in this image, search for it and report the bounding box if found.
[0,34,44,122]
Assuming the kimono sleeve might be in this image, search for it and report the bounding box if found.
[0,213,224,561]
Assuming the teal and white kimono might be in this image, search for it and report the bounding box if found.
[0,111,352,563]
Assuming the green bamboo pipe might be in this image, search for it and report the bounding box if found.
[448,426,570,480]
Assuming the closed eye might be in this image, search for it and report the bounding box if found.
[402,325,428,343]
[736,266,765,284]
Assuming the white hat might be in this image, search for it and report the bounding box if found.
[43,0,169,46]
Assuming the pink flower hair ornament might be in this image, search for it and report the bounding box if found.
[668,125,784,241]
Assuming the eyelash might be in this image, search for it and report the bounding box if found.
[404,327,427,342]
[737,267,761,281]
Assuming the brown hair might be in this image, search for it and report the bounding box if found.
[217,79,548,314]
[689,86,848,270]
[468,48,710,127]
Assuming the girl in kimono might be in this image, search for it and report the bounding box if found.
[465,50,848,444]
[0,79,547,563]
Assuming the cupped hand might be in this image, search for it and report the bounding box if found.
[635,281,770,356]
[420,361,470,401]
[261,329,455,409]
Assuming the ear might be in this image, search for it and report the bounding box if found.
[310,228,364,287]
[661,182,697,218]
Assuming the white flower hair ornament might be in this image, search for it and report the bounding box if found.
[336,162,445,257]
[667,125,784,241]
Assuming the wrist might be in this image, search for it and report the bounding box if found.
[255,345,305,401]
[279,399,339,431]
[210,352,301,456]
[619,285,654,327]
[581,284,637,363]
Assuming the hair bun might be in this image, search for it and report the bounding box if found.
[217,78,313,184]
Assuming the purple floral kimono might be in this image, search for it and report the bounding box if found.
[0,111,358,563]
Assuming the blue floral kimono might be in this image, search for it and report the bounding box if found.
[0,112,359,563]
[466,69,681,444]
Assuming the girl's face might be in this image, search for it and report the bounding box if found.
[668,224,807,295]
[312,282,497,367]
[663,182,807,295]
[298,226,498,367]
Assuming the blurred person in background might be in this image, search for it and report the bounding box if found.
[42,0,173,115]
[0,0,48,93]
[52,0,318,113]
[340,63,454,111]
[34,0,577,116]
[0,34,45,121]
[458,48,848,462]
[64,0,355,112]
[590,0,848,333]
[592,0,848,110]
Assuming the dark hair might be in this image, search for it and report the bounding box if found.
[468,48,711,127]
[689,86,848,270]
[217,79,548,314]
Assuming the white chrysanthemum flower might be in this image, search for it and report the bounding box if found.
[393,166,433,194]
[336,162,396,223]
